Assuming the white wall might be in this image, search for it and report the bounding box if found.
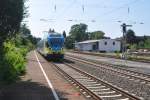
[99,39,121,52]
[81,43,93,51]
[75,43,94,51]
[75,39,121,52]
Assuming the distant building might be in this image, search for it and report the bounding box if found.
[75,39,121,52]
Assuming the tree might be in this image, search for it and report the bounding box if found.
[0,0,25,59]
[0,0,25,43]
[89,31,105,40]
[48,28,52,33]
[126,29,136,44]
[65,36,75,49]
[63,31,66,38]
[20,24,31,36]
[144,39,150,48]
[69,23,88,42]
[52,29,55,32]
[138,41,144,48]
[48,28,55,33]
[19,24,40,46]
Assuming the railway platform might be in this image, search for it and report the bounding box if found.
[0,51,85,100]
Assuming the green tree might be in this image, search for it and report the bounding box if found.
[63,30,66,38]
[0,0,25,45]
[138,41,144,48]
[0,0,39,83]
[52,29,55,32]
[89,31,105,40]
[144,39,150,48]
[65,36,75,49]
[20,24,31,36]
[126,29,136,44]
[69,23,88,42]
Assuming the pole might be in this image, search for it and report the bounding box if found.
[121,23,132,59]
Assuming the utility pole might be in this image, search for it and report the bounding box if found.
[121,23,132,59]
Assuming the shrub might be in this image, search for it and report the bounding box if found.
[115,51,121,58]
[0,42,27,83]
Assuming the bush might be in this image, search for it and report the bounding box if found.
[0,42,27,83]
[115,51,121,58]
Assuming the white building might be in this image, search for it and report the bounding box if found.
[75,39,121,52]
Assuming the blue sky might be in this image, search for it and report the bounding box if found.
[26,0,150,39]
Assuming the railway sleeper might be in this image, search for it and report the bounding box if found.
[100,94,125,100]
[91,88,110,92]
[97,91,116,95]
[84,83,102,87]
[98,92,120,96]
[86,85,106,88]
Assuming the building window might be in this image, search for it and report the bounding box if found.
[104,42,107,45]
[113,42,115,45]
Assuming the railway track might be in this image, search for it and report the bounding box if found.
[52,62,142,100]
[65,55,150,85]
[70,51,150,63]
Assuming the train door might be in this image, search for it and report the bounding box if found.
[92,42,99,51]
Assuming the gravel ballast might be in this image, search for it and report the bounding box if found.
[65,58,150,100]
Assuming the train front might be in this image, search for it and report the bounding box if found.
[46,33,64,60]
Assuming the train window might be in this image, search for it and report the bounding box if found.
[50,34,61,37]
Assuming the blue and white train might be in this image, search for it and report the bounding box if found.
[37,32,65,60]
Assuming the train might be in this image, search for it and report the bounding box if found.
[37,32,65,60]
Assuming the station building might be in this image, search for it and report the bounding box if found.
[74,39,121,52]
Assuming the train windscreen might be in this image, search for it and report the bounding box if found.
[48,38,64,49]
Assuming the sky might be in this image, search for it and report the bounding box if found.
[26,0,150,39]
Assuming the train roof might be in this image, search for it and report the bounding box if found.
[48,32,63,37]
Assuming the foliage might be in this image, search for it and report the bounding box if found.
[63,31,66,38]
[0,42,27,83]
[136,38,150,49]
[0,0,39,84]
[144,39,150,48]
[115,51,121,58]
[65,23,88,49]
[19,24,40,48]
[65,36,75,49]
[69,23,88,42]
[130,44,137,50]
[20,24,31,36]
[126,29,136,44]
[0,27,39,83]
[138,41,145,48]
[49,28,55,33]
[0,0,25,44]
[125,29,150,49]
[65,23,107,49]
[89,31,105,40]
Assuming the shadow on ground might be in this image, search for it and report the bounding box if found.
[0,80,69,100]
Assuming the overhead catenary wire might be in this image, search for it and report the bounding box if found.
[42,0,143,25]
[54,0,77,20]
[94,0,141,22]
[66,0,140,23]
